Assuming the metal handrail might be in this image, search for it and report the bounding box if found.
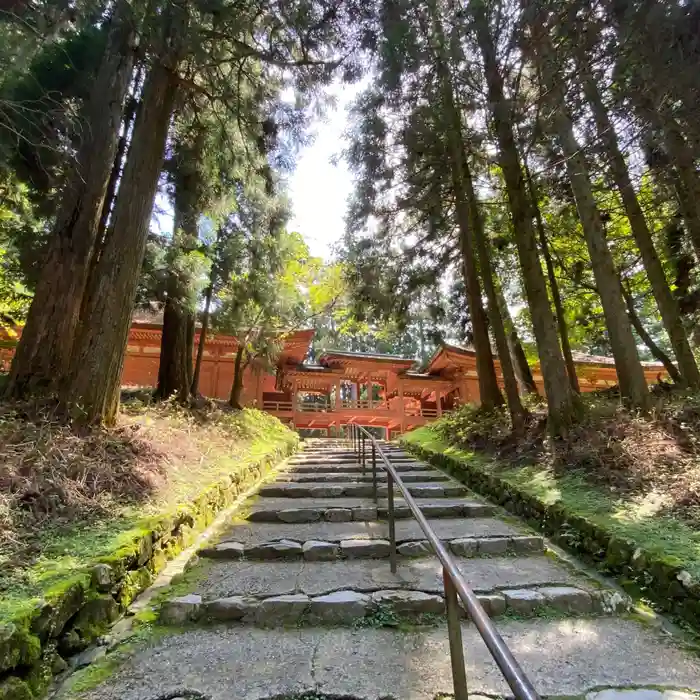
[348,422,540,700]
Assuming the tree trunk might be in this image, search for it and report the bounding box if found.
[661,116,700,265]
[191,283,213,396]
[61,57,180,424]
[429,3,503,411]
[229,345,245,409]
[531,28,649,410]
[622,285,682,384]
[5,2,135,398]
[496,285,539,395]
[523,158,581,393]
[185,313,195,391]
[463,153,527,430]
[155,295,191,402]
[155,135,203,404]
[472,0,579,435]
[582,72,700,389]
[96,69,143,251]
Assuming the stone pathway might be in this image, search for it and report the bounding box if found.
[67,441,700,700]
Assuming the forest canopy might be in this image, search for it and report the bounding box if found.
[0,0,699,437]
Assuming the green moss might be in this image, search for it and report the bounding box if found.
[1,408,297,700]
[0,623,41,674]
[403,428,700,578]
[402,426,700,628]
[0,677,33,700]
[63,647,132,697]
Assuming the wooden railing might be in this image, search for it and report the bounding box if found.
[297,401,331,412]
[405,407,439,418]
[262,401,293,412]
[340,399,389,410]
[262,401,446,418]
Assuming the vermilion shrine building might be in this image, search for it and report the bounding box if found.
[119,322,665,437]
[0,321,665,436]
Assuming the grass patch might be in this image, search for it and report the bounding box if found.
[353,605,444,631]
[0,398,297,625]
[403,426,700,579]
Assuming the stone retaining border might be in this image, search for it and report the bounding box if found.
[158,583,623,628]
[198,534,545,561]
[401,437,700,631]
[0,434,298,700]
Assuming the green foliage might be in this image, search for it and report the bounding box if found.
[434,404,512,448]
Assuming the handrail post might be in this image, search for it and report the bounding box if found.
[372,441,377,503]
[361,432,366,476]
[387,471,397,573]
[444,568,469,700]
[352,424,540,700]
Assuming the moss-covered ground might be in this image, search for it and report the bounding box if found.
[402,425,700,581]
[0,399,297,627]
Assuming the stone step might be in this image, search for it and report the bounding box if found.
[105,620,700,699]
[257,482,469,499]
[289,462,429,473]
[160,582,609,628]
[276,470,451,483]
[219,516,527,545]
[199,533,544,561]
[292,453,416,462]
[186,554,612,605]
[246,498,495,522]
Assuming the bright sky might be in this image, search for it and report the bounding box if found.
[287,81,362,261]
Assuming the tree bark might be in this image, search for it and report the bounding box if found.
[463,153,527,430]
[531,26,649,409]
[155,136,203,404]
[96,69,143,252]
[155,296,191,402]
[229,345,245,409]
[661,116,700,265]
[429,2,503,411]
[622,285,682,384]
[185,313,195,391]
[471,0,579,435]
[6,2,135,398]
[62,57,180,424]
[523,158,581,393]
[495,285,539,395]
[191,283,213,396]
[582,72,700,389]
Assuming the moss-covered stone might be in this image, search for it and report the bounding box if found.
[72,595,120,640]
[0,677,33,700]
[115,567,154,609]
[403,437,700,631]
[0,623,41,674]
[1,427,298,700]
[41,581,85,641]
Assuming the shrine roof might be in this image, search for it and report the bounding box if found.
[319,349,416,368]
[425,342,665,374]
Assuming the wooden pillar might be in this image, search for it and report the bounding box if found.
[436,390,442,417]
[398,378,405,433]
[334,378,341,408]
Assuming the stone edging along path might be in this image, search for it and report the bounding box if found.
[0,434,299,700]
[401,437,700,631]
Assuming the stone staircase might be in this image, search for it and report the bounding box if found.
[179,441,614,624]
[76,440,700,700]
